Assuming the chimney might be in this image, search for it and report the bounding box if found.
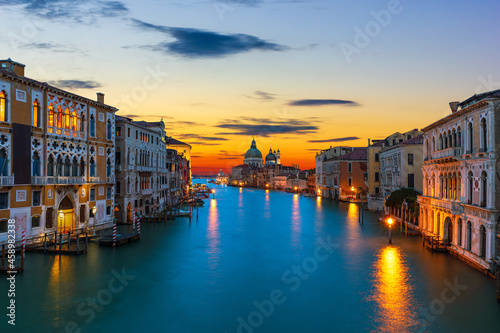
[97,92,105,104]
[368,138,371,146]
[449,101,459,113]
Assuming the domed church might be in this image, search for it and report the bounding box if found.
[265,148,281,165]
[244,138,263,167]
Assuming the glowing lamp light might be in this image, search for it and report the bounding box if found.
[266,184,269,187]
[388,218,393,226]
[294,186,298,190]
[92,206,97,215]
[351,187,355,191]
[58,210,64,219]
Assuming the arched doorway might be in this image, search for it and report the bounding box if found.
[114,203,121,223]
[444,217,453,245]
[58,196,74,234]
[127,202,132,223]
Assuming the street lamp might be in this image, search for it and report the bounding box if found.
[212,189,215,199]
[294,186,298,193]
[388,218,393,244]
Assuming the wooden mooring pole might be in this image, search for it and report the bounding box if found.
[76,234,80,254]
[59,234,62,255]
[85,233,88,253]
[21,247,24,271]
[68,231,71,249]
[44,234,47,253]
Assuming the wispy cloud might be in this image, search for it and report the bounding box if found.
[288,99,358,106]
[308,136,360,143]
[244,90,277,102]
[131,18,288,59]
[119,114,173,120]
[215,116,319,137]
[49,80,102,90]
[19,42,77,53]
[0,0,129,22]
[176,133,229,141]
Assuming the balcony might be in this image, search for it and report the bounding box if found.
[141,188,153,195]
[88,177,100,184]
[32,176,47,185]
[137,165,155,172]
[47,176,85,185]
[106,176,115,183]
[0,175,14,186]
[430,147,462,163]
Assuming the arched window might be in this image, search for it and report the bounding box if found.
[468,171,473,204]
[90,157,95,177]
[0,90,8,122]
[56,106,63,128]
[481,171,487,207]
[106,159,111,177]
[47,155,55,177]
[447,130,452,148]
[127,147,131,165]
[452,129,456,147]
[64,108,71,129]
[56,156,63,176]
[456,172,461,201]
[440,175,444,198]
[72,110,78,131]
[90,115,95,137]
[107,120,112,140]
[64,155,70,176]
[457,219,462,247]
[127,177,131,193]
[33,99,41,127]
[466,221,472,251]
[79,158,85,177]
[479,225,486,258]
[468,122,473,153]
[48,104,55,127]
[0,148,8,176]
[32,152,41,177]
[432,137,436,152]
[72,156,79,177]
[480,117,487,151]
[439,134,443,150]
[80,113,85,132]
[457,127,462,147]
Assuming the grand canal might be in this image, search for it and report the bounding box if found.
[2,182,500,332]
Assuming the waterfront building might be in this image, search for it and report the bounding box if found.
[418,90,500,273]
[216,169,229,184]
[366,129,423,211]
[323,148,367,200]
[166,137,192,195]
[114,116,176,223]
[265,148,281,165]
[0,59,116,243]
[379,134,424,198]
[315,146,354,197]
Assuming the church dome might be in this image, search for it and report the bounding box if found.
[245,138,262,158]
[265,148,277,161]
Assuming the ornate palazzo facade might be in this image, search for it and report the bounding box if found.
[418,90,500,272]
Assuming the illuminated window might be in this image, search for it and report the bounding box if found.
[48,104,54,127]
[56,106,63,128]
[72,110,78,131]
[0,91,7,122]
[90,115,95,137]
[64,108,70,129]
[33,99,40,127]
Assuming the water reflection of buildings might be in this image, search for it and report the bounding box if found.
[371,246,416,333]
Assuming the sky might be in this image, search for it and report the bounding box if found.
[1,0,499,173]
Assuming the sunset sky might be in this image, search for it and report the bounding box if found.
[1,0,499,173]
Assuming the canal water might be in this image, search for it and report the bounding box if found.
[2,181,500,333]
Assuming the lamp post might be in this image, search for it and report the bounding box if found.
[388,218,393,244]
[294,186,298,194]
[212,189,215,199]
[351,186,355,200]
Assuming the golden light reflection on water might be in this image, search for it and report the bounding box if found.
[371,246,415,333]
[345,203,361,252]
[207,199,220,271]
[291,193,302,248]
[264,190,270,219]
[47,255,73,324]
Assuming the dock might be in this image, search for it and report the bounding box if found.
[422,234,448,252]
[98,225,140,247]
[26,232,89,255]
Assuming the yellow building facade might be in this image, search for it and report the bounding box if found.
[0,59,116,244]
